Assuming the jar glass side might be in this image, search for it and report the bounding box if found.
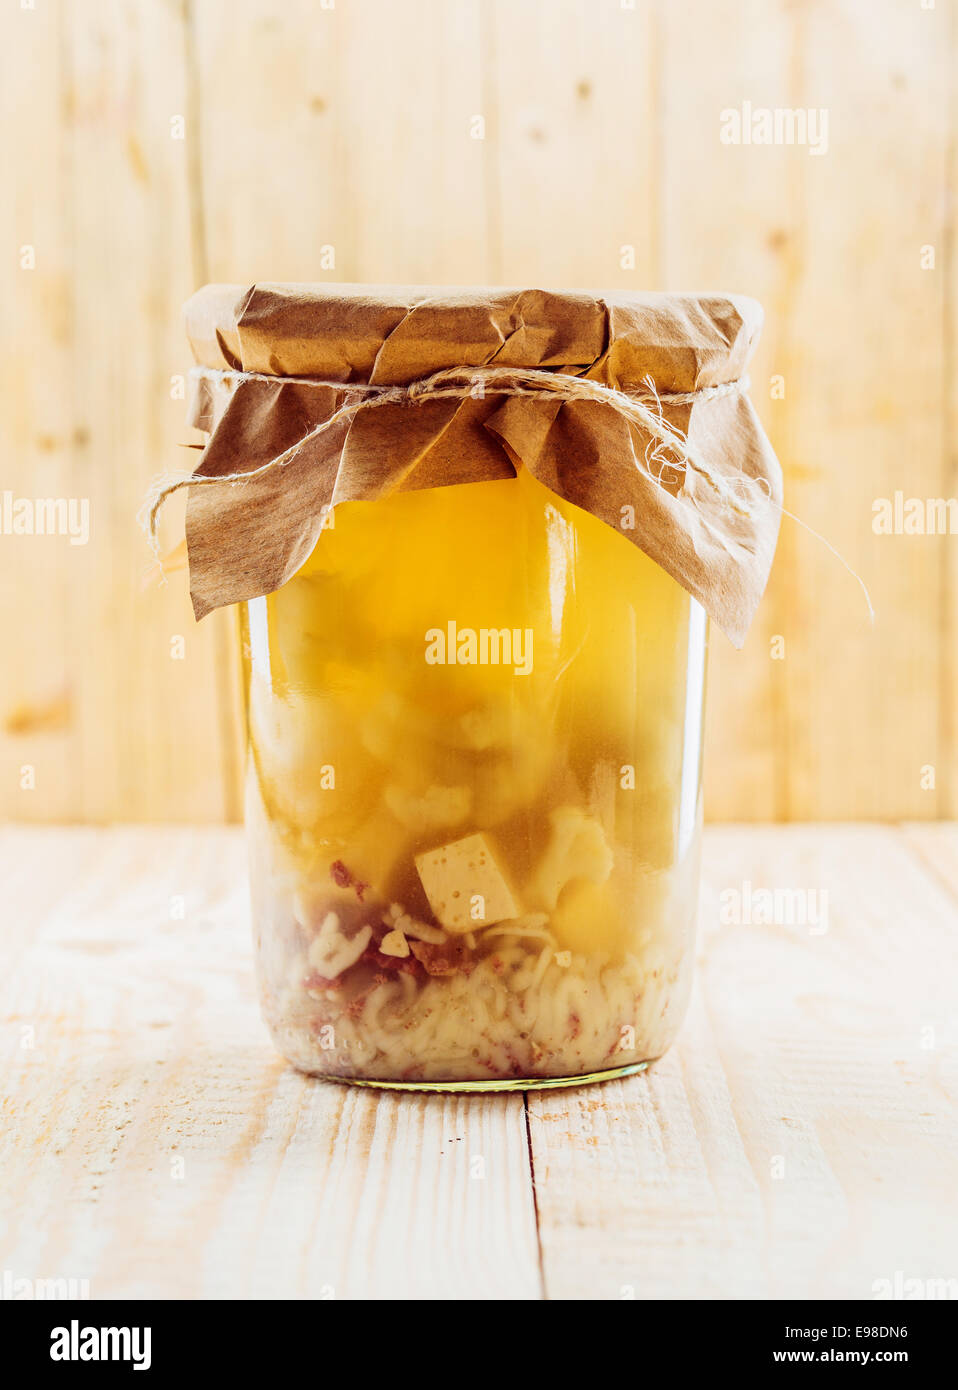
[240,468,706,1089]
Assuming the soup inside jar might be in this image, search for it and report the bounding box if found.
[242,466,705,1086]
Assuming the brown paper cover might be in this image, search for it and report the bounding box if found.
[180,283,782,646]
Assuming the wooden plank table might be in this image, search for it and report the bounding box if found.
[2,824,956,1301]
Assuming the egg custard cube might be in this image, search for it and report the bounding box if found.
[415,832,519,933]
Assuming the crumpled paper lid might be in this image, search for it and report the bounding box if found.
[178,282,782,645]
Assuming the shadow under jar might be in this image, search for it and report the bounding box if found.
[242,468,707,1088]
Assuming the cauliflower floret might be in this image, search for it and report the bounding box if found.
[551,878,622,956]
[453,703,525,751]
[383,782,472,833]
[531,806,614,912]
[383,902,447,944]
[307,912,372,979]
[359,692,405,761]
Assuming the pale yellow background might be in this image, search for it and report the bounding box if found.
[1,0,954,823]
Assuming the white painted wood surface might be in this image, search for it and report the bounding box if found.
[1,825,956,1300]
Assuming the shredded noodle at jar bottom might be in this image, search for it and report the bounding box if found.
[242,468,705,1084]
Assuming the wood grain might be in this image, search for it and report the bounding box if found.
[900,821,958,901]
[658,0,956,822]
[0,0,241,823]
[530,824,958,1299]
[1,825,955,1300]
[0,1,76,822]
[483,0,659,287]
[944,20,958,821]
[1,0,955,822]
[0,827,540,1300]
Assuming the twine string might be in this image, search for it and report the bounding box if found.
[141,362,875,624]
[143,363,756,543]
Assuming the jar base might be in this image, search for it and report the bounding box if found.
[289,1060,653,1093]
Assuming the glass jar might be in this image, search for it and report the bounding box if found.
[241,464,707,1090]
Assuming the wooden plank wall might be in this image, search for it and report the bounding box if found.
[1,0,954,823]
